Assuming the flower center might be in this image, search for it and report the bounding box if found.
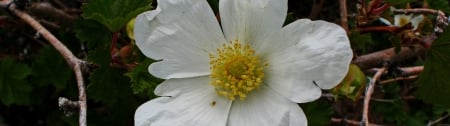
[399,16,410,27]
[209,40,265,101]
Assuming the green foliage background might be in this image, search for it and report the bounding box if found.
[1,0,450,125]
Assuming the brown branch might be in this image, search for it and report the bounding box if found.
[28,2,76,24]
[363,65,388,126]
[352,45,425,70]
[50,0,67,9]
[309,0,324,20]
[1,1,87,126]
[354,34,437,70]
[339,0,349,33]
[393,8,445,15]
[352,33,436,71]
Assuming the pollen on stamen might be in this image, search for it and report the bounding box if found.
[209,40,266,101]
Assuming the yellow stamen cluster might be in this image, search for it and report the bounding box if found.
[398,15,410,27]
[209,40,266,101]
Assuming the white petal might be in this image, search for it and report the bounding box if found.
[219,0,287,44]
[134,0,226,79]
[258,19,352,102]
[265,75,322,103]
[411,14,424,30]
[394,14,412,27]
[378,17,392,26]
[227,85,307,126]
[135,76,231,126]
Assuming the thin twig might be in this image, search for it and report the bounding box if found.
[1,1,87,126]
[380,75,418,84]
[362,65,388,126]
[322,93,395,102]
[332,118,385,126]
[399,66,424,76]
[368,66,423,85]
[368,66,423,77]
[427,113,450,126]
[339,0,349,33]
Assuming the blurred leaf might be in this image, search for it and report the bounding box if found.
[390,36,402,53]
[82,0,152,32]
[417,27,450,108]
[283,12,296,26]
[332,64,366,101]
[301,101,333,126]
[349,30,373,53]
[46,112,78,126]
[373,100,407,123]
[31,46,71,89]
[126,59,162,98]
[428,0,450,13]
[0,58,32,106]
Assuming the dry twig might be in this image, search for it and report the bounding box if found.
[380,75,418,84]
[332,118,385,126]
[427,113,450,126]
[339,0,349,33]
[0,1,87,126]
[352,45,425,70]
[362,65,388,126]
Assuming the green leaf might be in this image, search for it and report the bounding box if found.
[126,59,163,98]
[0,58,32,106]
[87,45,111,66]
[332,64,366,101]
[88,67,131,106]
[87,67,139,125]
[74,19,112,49]
[372,100,408,123]
[31,46,72,89]
[417,27,450,107]
[428,0,450,13]
[74,19,112,66]
[301,100,333,126]
[82,0,152,32]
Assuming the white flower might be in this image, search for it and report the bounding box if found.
[394,14,424,30]
[134,0,353,126]
[379,7,424,31]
